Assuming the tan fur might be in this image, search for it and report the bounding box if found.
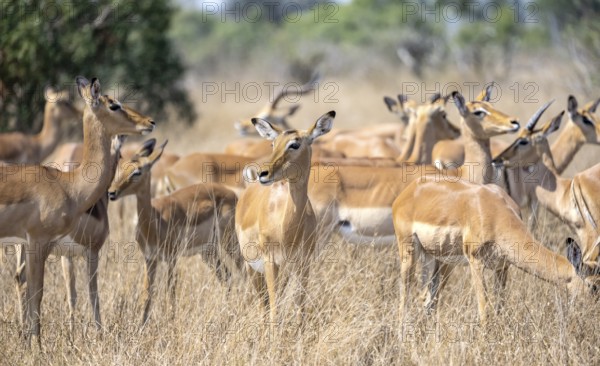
[392,177,598,325]
[0,89,81,163]
[0,76,155,345]
[108,141,239,324]
[236,111,334,323]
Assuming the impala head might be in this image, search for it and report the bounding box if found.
[567,95,600,143]
[566,238,600,296]
[492,103,563,169]
[75,76,155,136]
[252,111,335,185]
[107,138,167,200]
[383,94,418,124]
[452,87,519,138]
[44,87,82,121]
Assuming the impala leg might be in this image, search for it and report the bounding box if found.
[468,256,489,325]
[247,263,269,313]
[295,262,310,325]
[14,244,27,334]
[493,263,509,315]
[86,249,102,330]
[423,261,451,315]
[142,257,158,325]
[61,256,77,336]
[166,259,177,320]
[25,239,50,348]
[201,245,230,285]
[398,234,416,326]
[264,259,280,324]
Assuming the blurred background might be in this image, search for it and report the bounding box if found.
[1,0,598,154]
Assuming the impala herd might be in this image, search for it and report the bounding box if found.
[0,75,599,348]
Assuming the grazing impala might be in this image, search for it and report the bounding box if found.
[0,76,155,345]
[108,140,239,324]
[236,111,334,323]
[0,88,81,163]
[493,112,600,268]
[392,177,599,325]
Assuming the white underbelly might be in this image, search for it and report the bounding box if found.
[337,206,394,240]
[412,222,465,260]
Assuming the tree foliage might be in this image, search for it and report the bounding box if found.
[0,0,195,132]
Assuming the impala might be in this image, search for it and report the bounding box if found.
[236,111,334,323]
[392,176,599,325]
[11,135,125,336]
[108,139,240,324]
[493,112,600,268]
[395,93,460,164]
[0,76,155,345]
[320,88,519,246]
[0,88,81,163]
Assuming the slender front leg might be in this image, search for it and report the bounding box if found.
[423,260,451,315]
[14,244,27,333]
[247,263,268,313]
[398,234,416,326]
[61,256,77,336]
[141,257,158,325]
[166,259,178,320]
[264,259,280,324]
[468,256,489,325]
[25,238,51,348]
[86,249,102,330]
[493,263,509,315]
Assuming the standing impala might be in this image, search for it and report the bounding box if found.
[108,139,240,324]
[236,111,334,323]
[0,88,81,163]
[493,112,600,269]
[0,76,155,346]
[392,176,599,325]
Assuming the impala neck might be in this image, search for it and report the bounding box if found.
[134,176,160,249]
[551,122,585,174]
[34,102,62,161]
[70,108,114,214]
[461,125,493,185]
[281,151,312,231]
[500,228,579,286]
[532,148,573,221]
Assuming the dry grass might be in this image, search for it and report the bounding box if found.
[1,64,600,364]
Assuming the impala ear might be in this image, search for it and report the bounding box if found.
[252,118,282,141]
[429,93,442,104]
[476,84,493,102]
[308,111,335,143]
[587,98,600,114]
[452,91,468,117]
[75,76,100,107]
[136,138,157,158]
[567,237,583,275]
[384,96,398,113]
[148,140,168,165]
[568,95,578,117]
[542,111,564,137]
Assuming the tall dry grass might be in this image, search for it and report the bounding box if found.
[1,60,600,364]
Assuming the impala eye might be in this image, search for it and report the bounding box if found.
[582,116,594,126]
[288,142,300,150]
[109,103,121,111]
[518,139,529,146]
[473,110,486,118]
[130,169,141,177]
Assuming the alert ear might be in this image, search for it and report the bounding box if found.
[568,95,578,117]
[476,84,493,102]
[542,111,564,137]
[452,91,468,117]
[307,111,335,143]
[252,118,282,141]
[136,138,157,158]
[148,140,168,165]
[587,98,600,114]
[75,76,100,107]
[384,96,398,113]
